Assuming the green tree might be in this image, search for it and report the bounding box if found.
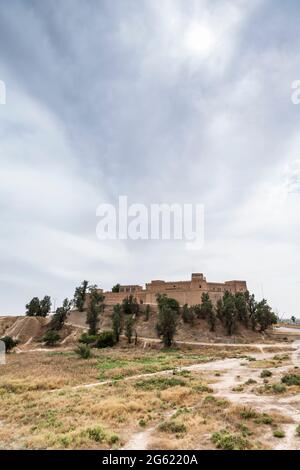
[25,296,51,317]
[255,299,277,332]
[234,292,248,327]
[200,293,216,332]
[43,330,60,346]
[156,294,180,348]
[86,286,105,335]
[216,298,224,322]
[40,296,52,317]
[200,293,212,319]
[291,316,296,324]
[245,291,257,331]
[125,315,134,344]
[50,298,72,331]
[182,304,195,325]
[112,304,122,342]
[1,336,19,352]
[222,291,238,336]
[122,295,139,316]
[192,305,202,318]
[112,284,121,293]
[25,297,41,316]
[74,280,89,312]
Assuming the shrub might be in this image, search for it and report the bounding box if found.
[240,407,258,420]
[272,383,286,394]
[254,413,273,425]
[135,377,185,391]
[245,379,257,385]
[79,333,98,345]
[236,424,252,436]
[204,395,216,403]
[273,429,285,438]
[296,424,300,436]
[211,430,249,450]
[75,344,92,359]
[109,434,119,444]
[86,426,106,442]
[232,385,244,392]
[43,330,60,346]
[260,370,272,378]
[95,331,115,348]
[273,354,289,361]
[159,421,187,434]
[193,384,213,393]
[281,374,300,386]
[0,336,19,352]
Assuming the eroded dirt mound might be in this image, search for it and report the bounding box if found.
[5,316,50,343]
[0,316,20,337]
[0,314,86,347]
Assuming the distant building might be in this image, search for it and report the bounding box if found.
[93,273,247,307]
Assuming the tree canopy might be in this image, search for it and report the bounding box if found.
[25,296,51,317]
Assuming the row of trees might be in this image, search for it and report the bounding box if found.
[182,293,216,331]
[156,291,277,347]
[216,291,277,335]
[112,303,136,344]
[181,291,277,336]
[24,279,277,349]
[25,279,90,318]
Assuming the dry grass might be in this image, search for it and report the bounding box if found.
[0,344,295,450]
[0,346,237,449]
[0,346,250,393]
[247,356,291,369]
[0,361,219,449]
[149,397,288,450]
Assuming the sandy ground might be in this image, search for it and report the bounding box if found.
[122,340,300,450]
[1,317,299,450]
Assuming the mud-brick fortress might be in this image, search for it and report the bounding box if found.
[98,273,247,307]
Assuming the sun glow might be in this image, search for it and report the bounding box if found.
[184,22,217,58]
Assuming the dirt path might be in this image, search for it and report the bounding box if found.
[199,340,300,450]
[120,344,300,450]
[12,335,298,449]
[138,336,290,349]
[122,425,156,450]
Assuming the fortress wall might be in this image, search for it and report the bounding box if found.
[103,291,146,305]
[85,273,248,308]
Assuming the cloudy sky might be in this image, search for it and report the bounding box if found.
[0,0,299,316]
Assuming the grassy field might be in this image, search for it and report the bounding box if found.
[0,344,296,450]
